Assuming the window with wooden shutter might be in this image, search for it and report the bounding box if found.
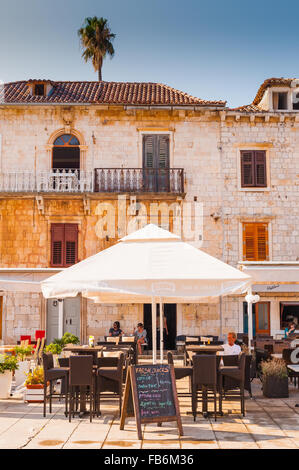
[51,224,64,267]
[241,151,267,188]
[65,224,78,266]
[243,223,269,261]
[51,223,78,267]
[143,135,154,168]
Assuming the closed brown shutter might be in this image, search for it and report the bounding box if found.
[65,224,78,266]
[143,135,154,168]
[241,151,254,187]
[51,223,78,267]
[243,223,269,261]
[157,135,169,168]
[241,150,266,187]
[51,224,64,267]
[255,151,267,187]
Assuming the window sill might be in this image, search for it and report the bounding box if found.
[238,186,270,192]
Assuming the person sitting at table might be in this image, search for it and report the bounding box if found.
[285,321,296,338]
[108,321,123,337]
[133,323,148,354]
[220,331,241,355]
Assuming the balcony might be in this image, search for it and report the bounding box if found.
[0,168,184,194]
[94,168,184,193]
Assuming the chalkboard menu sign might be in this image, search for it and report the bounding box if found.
[120,365,183,440]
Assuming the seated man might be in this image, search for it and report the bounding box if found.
[133,323,148,354]
[220,331,241,355]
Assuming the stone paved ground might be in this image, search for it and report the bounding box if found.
[0,377,299,449]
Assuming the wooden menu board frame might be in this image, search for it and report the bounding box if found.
[120,364,183,440]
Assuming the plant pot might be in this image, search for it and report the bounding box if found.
[25,383,49,403]
[0,370,13,398]
[14,361,30,388]
[263,375,289,398]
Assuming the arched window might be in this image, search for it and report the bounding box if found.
[53,134,80,170]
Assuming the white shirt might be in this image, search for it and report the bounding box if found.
[220,343,241,356]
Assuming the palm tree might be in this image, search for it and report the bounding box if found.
[78,17,115,81]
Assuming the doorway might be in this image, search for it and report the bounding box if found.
[243,301,270,336]
[143,303,177,350]
[142,135,170,192]
[46,297,80,343]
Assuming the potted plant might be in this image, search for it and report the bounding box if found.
[45,343,62,366]
[261,359,289,398]
[0,354,18,398]
[14,346,33,388]
[24,366,47,403]
[61,332,79,346]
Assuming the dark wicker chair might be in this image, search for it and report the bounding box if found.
[192,355,219,421]
[167,351,192,398]
[221,354,253,398]
[42,352,69,418]
[219,352,246,416]
[282,348,297,386]
[68,355,95,423]
[96,352,125,417]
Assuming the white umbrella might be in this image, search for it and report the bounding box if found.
[42,224,252,363]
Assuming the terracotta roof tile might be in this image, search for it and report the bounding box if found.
[0,80,226,107]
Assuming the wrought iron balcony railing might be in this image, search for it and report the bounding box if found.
[0,169,93,193]
[0,167,185,194]
[94,168,184,193]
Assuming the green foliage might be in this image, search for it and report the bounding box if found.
[61,332,80,345]
[78,16,116,80]
[14,346,33,362]
[25,367,44,385]
[45,343,62,355]
[53,332,80,348]
[261,359,288,379]
[0,354,19,374]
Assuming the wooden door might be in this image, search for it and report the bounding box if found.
[255,302,270,335]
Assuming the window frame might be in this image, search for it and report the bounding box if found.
[50,223,79,268]
[242,222,270,262]
[236,144,271,192]
[240,150,267,188]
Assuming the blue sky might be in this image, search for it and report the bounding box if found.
[0,0,299,107]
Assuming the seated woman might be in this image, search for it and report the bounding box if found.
[108,321,123,337]
[133,323,148,354]
[284,321,296,338]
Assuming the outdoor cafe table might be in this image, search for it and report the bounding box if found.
[186,345,224,354]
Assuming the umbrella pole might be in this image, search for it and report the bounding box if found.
[247,287,253,353]
[152,297,157,365]
[160,299,163,364]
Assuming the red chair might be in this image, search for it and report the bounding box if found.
[35,330,45,341]
[20,335,31,344]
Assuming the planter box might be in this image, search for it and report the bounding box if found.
[0,370,13,398]
[24,383,49,403]
[263,375,289,398]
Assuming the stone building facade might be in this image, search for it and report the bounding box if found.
[0,77,299,345]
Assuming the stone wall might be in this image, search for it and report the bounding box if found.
[3,292,42,343]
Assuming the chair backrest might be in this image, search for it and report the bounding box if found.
[282,348,294,364]
[33,338,41,360]
[186,336,199,343]
[238,352,246,379]
[122,336,135,343]
[35,330,45,340]
[20,335,31,345]
[222,355,239,366]
[42,352,54,373]
[264,343,274,354]
[69,355,93,386]
[106,336,119,343]
[97,356,119,367]
[167,351,174,365]
[103,351,121,358]
[192,355,217,386]
[58,357,69,367]
[38,337,46,362]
